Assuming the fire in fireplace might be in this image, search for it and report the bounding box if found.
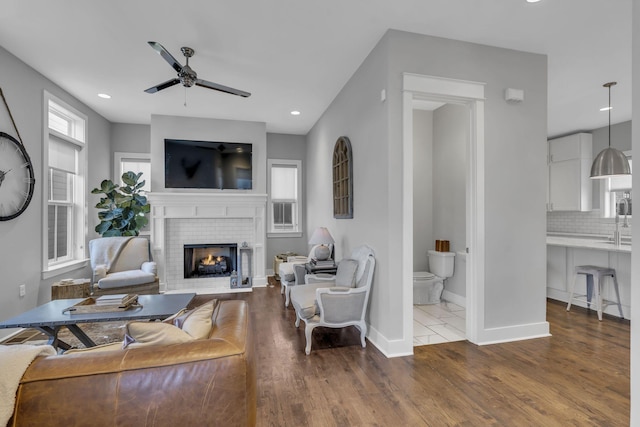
[184,243,238,278]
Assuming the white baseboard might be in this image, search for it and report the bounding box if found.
[442,290,466,308]
[476,321,551,345]
[366,324,413,358]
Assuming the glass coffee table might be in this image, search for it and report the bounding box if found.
[0,293,195,350]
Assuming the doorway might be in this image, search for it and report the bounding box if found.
[412,102,468,346]
[401,73,486,352]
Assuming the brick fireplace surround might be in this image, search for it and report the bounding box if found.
[147,192,267,293]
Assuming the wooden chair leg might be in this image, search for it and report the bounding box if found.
[304,323,315,355]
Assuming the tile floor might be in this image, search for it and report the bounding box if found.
[413,301,466,346]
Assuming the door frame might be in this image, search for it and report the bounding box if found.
[402,73,485,350]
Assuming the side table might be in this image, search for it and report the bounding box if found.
[51,279,91,300]
[305,262,337,275]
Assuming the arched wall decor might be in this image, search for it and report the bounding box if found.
[333,136,353,219]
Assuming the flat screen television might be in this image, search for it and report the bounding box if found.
[164,139,252,190]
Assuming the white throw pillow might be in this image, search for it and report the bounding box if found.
[123,322,194,349]
[175,300,216,339]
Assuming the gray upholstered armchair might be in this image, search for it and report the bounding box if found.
[279,244,324,307]
[89,236,159,296]
[289,245,375,354]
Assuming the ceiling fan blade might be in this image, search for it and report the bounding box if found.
[148,41,183,73]
[196,79,251,98]
[144,78,180,94]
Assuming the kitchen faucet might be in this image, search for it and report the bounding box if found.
[613,194,631,245]
[620,196,630,228]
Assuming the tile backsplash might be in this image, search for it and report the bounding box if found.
[547,210,632,237]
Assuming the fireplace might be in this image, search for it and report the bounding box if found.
[147,192,267,292]
[184,243,238,279]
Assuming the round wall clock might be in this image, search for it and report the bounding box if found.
[0,131,35,221]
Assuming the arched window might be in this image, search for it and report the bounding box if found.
[333,136,353,218]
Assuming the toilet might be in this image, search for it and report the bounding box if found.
[413,250,455,304]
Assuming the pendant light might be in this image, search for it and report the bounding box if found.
[590,82,631,179]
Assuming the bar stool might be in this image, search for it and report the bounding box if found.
[566,265,624,321]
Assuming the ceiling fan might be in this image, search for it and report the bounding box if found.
[144,41,251,98]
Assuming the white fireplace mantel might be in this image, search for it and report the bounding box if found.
[148,192,268,293]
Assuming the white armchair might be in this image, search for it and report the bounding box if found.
[279,245,325,307]
[290,245,375,354]
[89,236,159,296]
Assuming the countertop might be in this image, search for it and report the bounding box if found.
[547,232,632,253]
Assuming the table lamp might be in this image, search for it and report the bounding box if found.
[309,227,335,261]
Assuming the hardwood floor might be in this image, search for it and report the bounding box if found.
[236,282,630,426]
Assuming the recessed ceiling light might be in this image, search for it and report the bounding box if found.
[290,110,301,116]
[98,93,111,99]
[526,0,541,3]
[600,106,612,111]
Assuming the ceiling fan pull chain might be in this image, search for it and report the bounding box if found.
[184,86,187,107]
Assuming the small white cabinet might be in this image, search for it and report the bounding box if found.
[547,133,593,211]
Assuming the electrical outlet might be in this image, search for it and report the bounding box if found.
[19,284,26,297]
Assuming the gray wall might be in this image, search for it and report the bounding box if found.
[149,115,267,194]
[386,31,548,336]
[266,133,308,266]
[307,30,547,349]
[306,32,390,336]
[0,46,111,338]
[105,126,305,271]
[413,110,433,271]
[111,123,151,171]
[432,103,467,297]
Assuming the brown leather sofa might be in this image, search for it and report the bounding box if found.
[9,299,256,427]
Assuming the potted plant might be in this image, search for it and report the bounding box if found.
[92,171,150,236]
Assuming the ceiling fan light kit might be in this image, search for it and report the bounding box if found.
[144,41,251,98]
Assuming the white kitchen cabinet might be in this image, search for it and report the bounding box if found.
[547,133,593,211]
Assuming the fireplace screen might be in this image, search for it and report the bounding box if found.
[184,243,238,278]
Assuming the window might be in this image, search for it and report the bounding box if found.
[268,159,302,236]
[602,152,632,218]
[114,152,151,192]
[43,92,87,277]
[114,152,151,234]
[333,136,353,219]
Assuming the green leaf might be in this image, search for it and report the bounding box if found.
[136,216,149,228]
[101,179,118,193]
[93,171,149,236]
[122,171,138,186]
[95,221,112,234]
[133,194,148,206]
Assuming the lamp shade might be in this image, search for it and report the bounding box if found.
[309,227,335,245]
[590,147,631,179]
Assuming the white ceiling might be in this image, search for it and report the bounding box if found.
[0,0,632,137]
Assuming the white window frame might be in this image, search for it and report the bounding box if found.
[114,152,151,235]
[601,150,632,219]
[42,92,88,279]
[113,152,151,188]
[268,159,302,238]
